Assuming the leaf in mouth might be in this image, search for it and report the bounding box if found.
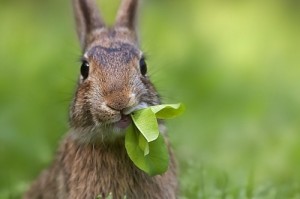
[125,103,184,176]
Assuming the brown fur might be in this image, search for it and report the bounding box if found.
[23,135,177,199]
[23,0,178,198]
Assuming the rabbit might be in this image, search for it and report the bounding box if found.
[23,0,178,198]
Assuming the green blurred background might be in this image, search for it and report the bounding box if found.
[1,0,300,198]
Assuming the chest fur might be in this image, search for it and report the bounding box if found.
[58,137,167,199]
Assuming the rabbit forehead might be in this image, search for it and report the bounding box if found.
[86,42,140,66]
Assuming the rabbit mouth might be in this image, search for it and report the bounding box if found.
[111,102,149,131]
[114,114,132,129]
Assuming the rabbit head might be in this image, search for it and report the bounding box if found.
[70,0,160,143]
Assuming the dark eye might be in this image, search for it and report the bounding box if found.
[80,60,89,80]
[139,57,147,76]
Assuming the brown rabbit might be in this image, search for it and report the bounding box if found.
[23,0,178,198]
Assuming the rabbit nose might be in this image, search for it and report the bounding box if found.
[106,95,130,111]
[106,102,125,111]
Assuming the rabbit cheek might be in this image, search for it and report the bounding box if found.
[70,104,94,129]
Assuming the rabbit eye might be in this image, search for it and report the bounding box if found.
[139,58,147,76]
[80,61,89,80]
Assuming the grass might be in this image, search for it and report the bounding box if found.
[1,0,300,198]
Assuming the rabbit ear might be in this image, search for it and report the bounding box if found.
[73,0,105,49]
[115,0,139,30]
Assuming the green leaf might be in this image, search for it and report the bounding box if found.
[125,125,169,176]
[131,108,159,142]
[150,103,185,119]
[138,133,149,156]
[125,103,184,176]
